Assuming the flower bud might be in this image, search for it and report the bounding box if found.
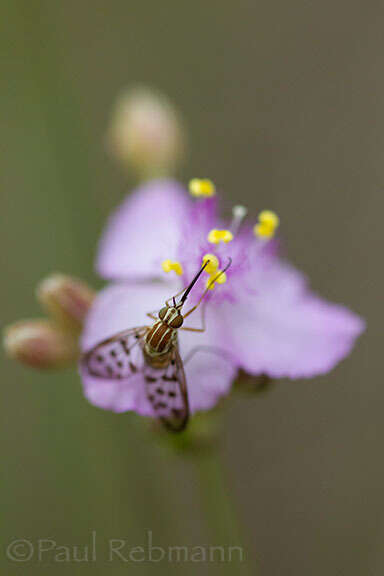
[107,86,187,178]
[37,274,95,333]
[3,321,77,369]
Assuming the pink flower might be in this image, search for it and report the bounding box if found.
[81,180,365,417]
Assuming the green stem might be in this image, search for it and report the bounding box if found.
[195,449,253,574]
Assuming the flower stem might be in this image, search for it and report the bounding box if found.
[149,410,254,573]
[195,449,253,574]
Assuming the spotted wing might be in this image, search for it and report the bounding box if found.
[82,327,148,379]
[144,346,189,432]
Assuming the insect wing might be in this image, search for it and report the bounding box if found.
[82,327,148,379]
[144,346,189,432]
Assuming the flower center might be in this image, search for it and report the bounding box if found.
[162,181,281,299]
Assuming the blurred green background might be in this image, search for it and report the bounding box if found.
[0,0,379,574]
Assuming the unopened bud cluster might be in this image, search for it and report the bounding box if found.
[3,274,95,370]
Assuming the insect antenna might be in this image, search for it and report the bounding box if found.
[182,257,232,320]
[179,260,210,305]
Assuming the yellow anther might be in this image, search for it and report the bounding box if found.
[189,178,216,198]
[162,259,183,276]
[202,253,219,275]
[259,210,279,228]
[206,270,227,290]
[253,210,280,239]
[207,229,234,244]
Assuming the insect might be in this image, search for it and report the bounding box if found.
[82,259,231,432]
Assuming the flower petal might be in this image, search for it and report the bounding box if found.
[210,258,365,378]
[81,281,178,350]
[80,281,237,415]
[79,369,154,415]
[178,324,237,412]
[97,180,192,281]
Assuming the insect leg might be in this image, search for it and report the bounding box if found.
[180,299,207,332]
[165,287,185,307]
[146,312,158,320]
[182,289,209,320]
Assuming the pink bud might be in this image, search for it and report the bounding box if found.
[3,321,77,369]
[107,86,187,178]
[37,274,95,332]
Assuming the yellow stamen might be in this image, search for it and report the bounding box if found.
[202,253,219,275]
[189,178,216,197]
[162,259,183,276]
[207,229,234,244]
[206,271,227,290]
[253,210,280,239]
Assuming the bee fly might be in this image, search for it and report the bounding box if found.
[82,258,231,432]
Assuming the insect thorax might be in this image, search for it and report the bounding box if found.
[144,319,177,358]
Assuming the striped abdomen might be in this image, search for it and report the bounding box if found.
[145,321,175,354]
